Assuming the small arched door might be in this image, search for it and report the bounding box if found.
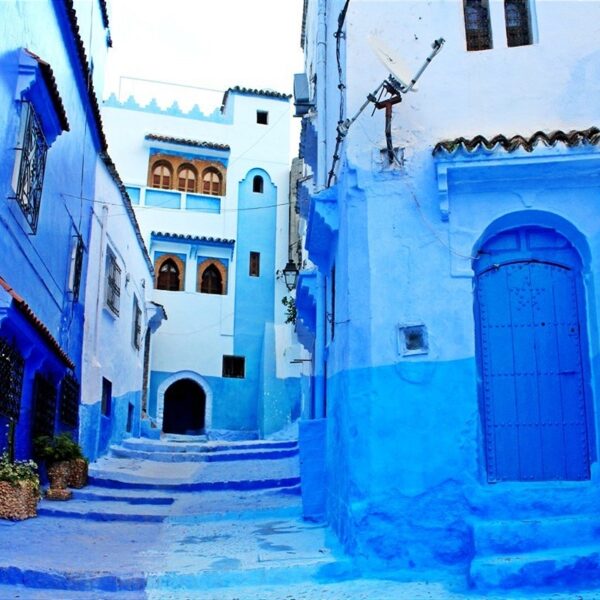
[474,226,592,482]
[162,379,206,435]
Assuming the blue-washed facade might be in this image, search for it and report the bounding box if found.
[102,89,302,440]
[296,0,600,589]
[0,0,158,462]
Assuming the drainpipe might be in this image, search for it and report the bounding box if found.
[316,0,328,190]
[313,272,326,418]
[92,204,109,359]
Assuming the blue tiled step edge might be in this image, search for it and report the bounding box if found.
[0,565,146,592]
[110,445,298,463]
[88,475,301,492]
[470,544,600,589]
[72,488,175,505]
[120,439,297,454]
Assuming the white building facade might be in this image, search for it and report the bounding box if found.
[102,88,301,439]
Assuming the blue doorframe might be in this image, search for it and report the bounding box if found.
[474,226,594,482]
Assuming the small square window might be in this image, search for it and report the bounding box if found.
[101,377,112,417]
[223,355,245,378]
[398,324,428,356]
[249,252,260,277]
[256,110,269,125]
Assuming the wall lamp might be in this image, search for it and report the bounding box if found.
[282,259,299,291]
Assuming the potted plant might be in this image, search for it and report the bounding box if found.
[0,452,40,520]
[34,433,88,500]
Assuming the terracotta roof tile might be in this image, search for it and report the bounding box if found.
[433,127,600,155]
[0,277,75,370]
[145,134,230,151]
[221,86,291,112]
[23,49,70,132]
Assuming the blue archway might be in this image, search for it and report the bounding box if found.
[474,225,593,482]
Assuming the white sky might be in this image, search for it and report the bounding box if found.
[103,0,305,114]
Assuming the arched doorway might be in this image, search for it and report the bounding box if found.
[474,226,593,482]
[162,378,206,435]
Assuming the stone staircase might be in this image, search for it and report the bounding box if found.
[0,436,352,596]
[468,484,600,590]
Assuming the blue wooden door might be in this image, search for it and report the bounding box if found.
[475,228,591,482]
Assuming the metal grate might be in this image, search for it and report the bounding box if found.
[0,338,24,421]
[505,0,531,47]
[32,374,57,439]
[464,0,492,51]
[106,249,121,315]
[59,374,80,428]
[14,102,48,233]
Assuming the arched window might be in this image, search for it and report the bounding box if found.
[202,168,222,196]
[505,0,531,47]
[252,175,264,193]
[157,258,180,291]
[200,264,223,295]
[177,164,197,193]
[152,161,173,189]
[464,0,492,51]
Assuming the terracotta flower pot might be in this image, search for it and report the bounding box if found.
[67,458,88,489]
[46,461,72,500]
[0,480,39,520]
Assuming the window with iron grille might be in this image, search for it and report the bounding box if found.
[13,102,48,232]
[32,374,57,439]
[69,234,85,303]
[132,296,142,350]
[464,0,492,51]
[59,374,79,428]
[505,0,532,47]
[222,355,245,378]
[105,248,121,315]
[0,338,24,421]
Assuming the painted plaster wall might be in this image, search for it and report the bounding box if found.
[299,0,600,578]
[0,0,112,457]
[79,158,153,461]
[102,92,300,434]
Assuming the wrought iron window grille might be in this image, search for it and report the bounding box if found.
[32,374,57,439]
[464,0,492,51]
[106,249,121,315]
[59,374,80,428]
[13,102,48,233]
[0,338,24,421]
[132,297,142,350]
[505,0,532,47]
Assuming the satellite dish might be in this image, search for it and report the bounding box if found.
[368,34,418,93]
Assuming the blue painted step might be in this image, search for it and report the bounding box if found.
[472,514,600,556]
[110,445,298,463]
[120,438,297,454]
[470,545,600,589]
[88,475,301,492]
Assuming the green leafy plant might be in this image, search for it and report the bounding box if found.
[0,452,40,492]
[282,295,297,325]
[33,433,85,465]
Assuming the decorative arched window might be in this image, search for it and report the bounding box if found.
[197,259,227,295]
[177,164,197,193]
[464,0,492,51]
[505,0,531,47]
[252,175,264,193]
[155,255,185,291]
[200,264,223,294]
[151,161,173,189]
[202,168,222,196]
